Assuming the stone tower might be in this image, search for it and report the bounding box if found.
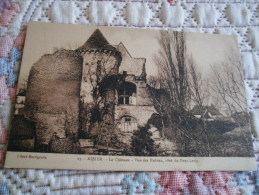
[77,29,122,138]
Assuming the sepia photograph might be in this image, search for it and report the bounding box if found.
[5,22,256,171]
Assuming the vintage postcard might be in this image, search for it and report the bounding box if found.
[4,22,256,171]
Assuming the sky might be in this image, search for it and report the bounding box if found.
[19,22,241,89]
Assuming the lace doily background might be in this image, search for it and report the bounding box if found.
[0,0,259,194]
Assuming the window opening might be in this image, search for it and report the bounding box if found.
[118,116,138,133]
[117,82,136,105]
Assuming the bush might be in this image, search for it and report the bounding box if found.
[130,125,158,156]
[49,132,83,154]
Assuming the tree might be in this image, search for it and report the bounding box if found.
[151,30,212,156]
[147,76,170,137]
[152,31,191,152]
[79,51,124,138]
[188,56,209,110]
[131,125,158,156]
[94,122,127,153]
[154,31,191,112]
[210,51,247,116]
[210,50,252,154]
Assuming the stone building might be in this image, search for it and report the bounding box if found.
[191,105,224,121]
[15,29,156,151]
[114,43,156,133]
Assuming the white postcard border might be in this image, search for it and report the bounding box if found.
[5,152,257,171]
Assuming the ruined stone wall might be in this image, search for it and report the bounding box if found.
[115,105,156,126]
[80,51,121,104]
[123,76,153,106]
[24,50,82,145]
[136,82,153,106]
[34,113,66,145]
[116,43,145,77]
[80,50,121,136]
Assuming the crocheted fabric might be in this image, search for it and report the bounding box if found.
[0,0,259,194]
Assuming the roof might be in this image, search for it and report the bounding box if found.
[77,31,146,77]
[115,42,146,77]
[191,105,222,116]
[76,29,116,51]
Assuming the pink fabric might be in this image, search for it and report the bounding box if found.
[0,120,3,134]
[0,20,26,166]
[189,173,209,195]
[0,130,9,144]
[0,76,9,104]
[0,0,12,13]
[0,35,13,58]
[14,29,26,50]
[204,172,231,186]
[158,171,188,193]
[167,0,176,6]
[8,86,16,104]
[0,150,5,164]
[157,171,239,194]
[0,3,19,26]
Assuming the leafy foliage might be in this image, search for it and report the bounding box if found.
[94,123,125,149]
[130,125,158,156]
[49,132,83,154]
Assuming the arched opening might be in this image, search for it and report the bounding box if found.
[117,82,137,105]
[118,115,138,133]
